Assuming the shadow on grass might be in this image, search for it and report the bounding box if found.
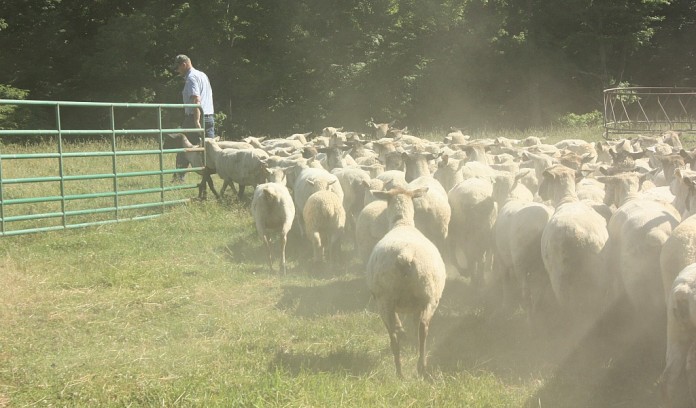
[218,220,339,276]
[215,212,668,406]
[428,280,667,408]
[276,277,371,317]
[268,347,378,376]
[220,228,267,265]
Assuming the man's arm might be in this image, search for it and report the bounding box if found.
[190,95,202,128]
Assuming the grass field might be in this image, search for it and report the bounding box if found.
[0,127,672,407]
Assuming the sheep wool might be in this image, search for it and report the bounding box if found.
[303,189,346,268]
[251,181,295,275]
[366,187,446,379]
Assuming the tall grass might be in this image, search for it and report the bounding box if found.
[0,128,667,407]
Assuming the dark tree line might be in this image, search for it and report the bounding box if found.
[1,0,694,138]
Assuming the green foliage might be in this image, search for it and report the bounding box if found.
[0,0,694,134]
[0,84,29,130]
[556,110,604,128]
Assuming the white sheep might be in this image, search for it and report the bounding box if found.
[166,133,220,199]
[377,170,408,190]
[597,172,681,313]
[363,178,385,206]
[402,151,439,182]
[367,119,395,139]
[660,263,696,407]
[448,177,497,284]
[660,170,696,303]
[433,154,465,192]
[539,165,610,325]
[331,167,371,236]
[204,139,269,199]
[251,180,295,275]
[293,167,344,236]
[303,189,346,268]
[366,187,446,379]
[491,171,552,321]
[355,199,389,265]
[409,176,451,253]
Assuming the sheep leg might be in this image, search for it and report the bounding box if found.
[417,312,432,381]
[219,181,228,198]
[237,184,246,200]
[311,232,323,264]
[280,233,288,275]
[204,172,219,199]
[661,318,691,407]
[381,309,403,378]
[661,342,688,408]
[197,180,207,200]
[220,181,237,199]
[687,340,696,407]
[198,172,219,200]
[262,234,274,273]
[329,234,341,271]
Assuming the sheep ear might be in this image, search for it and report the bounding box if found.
[371,190,391,200]
[599,166,610,175]
[576,169,592,181]
[629,150,645,159]
[595,176,613,184]
[410,187,429,198]
[307,179,315,186]
[684,176,696,188]
[328,178,338,185]
[514,168,532,181]
[680,149,696,162]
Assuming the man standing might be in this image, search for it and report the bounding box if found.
[172,54,215,181]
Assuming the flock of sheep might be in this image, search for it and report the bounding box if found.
[169,124,696,404]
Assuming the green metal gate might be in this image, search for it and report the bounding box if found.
[0,99,205,236]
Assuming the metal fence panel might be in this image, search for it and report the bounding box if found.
[603,87,696,138]
[0,99,205,236]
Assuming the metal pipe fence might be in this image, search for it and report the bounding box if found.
[603,87,696,138]
[0,99,205,236]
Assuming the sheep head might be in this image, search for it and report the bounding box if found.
[371,187,428,229]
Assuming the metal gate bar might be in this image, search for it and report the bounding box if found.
[0,99,206,236]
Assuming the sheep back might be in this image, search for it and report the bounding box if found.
[367,225,446,315]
